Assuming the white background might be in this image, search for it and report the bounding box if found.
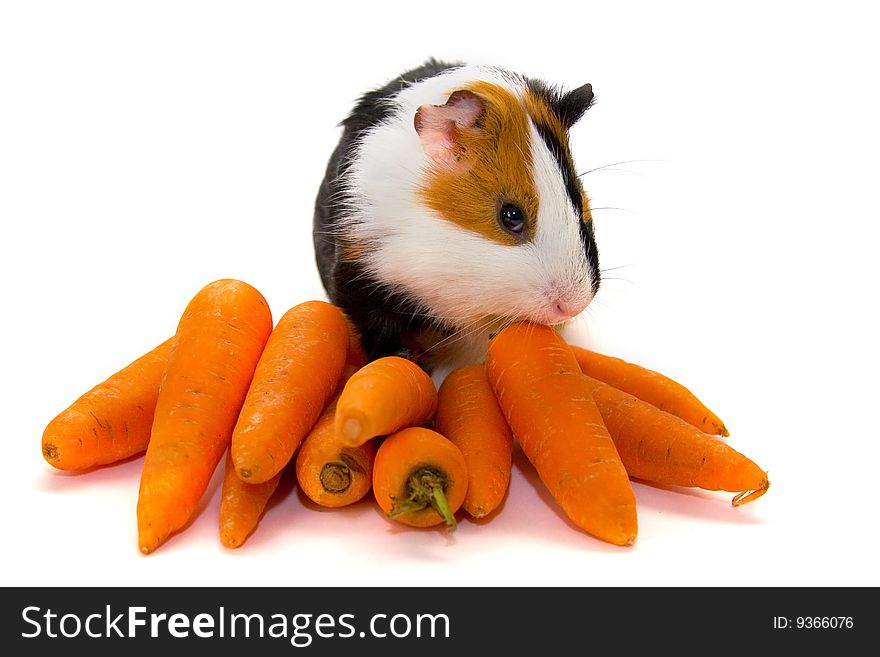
[2,1,878,587]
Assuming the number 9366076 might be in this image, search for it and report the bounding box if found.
[773,617,854,630]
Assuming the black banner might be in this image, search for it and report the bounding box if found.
[1,587,868,654]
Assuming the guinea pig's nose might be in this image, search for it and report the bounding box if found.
[551,299,587,321]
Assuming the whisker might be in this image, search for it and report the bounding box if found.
[588,206,636,215]
[600,263,634,272]
[387,307,468,324]
[420,316,498,356]
[578,158,667,178]
[585,167,648,178]
[599,276,637,285]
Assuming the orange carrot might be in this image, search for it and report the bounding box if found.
[42,338,174,471]
[232,301,349,484]
[295,396,375,508]
[435,364,512,519]
[335,356,437,447]
[219,451,282,548]
[583,376,769,505]
[571,345,728,436]
[137,279,272,554]
[487,323,638,546]
[372,427,468,528]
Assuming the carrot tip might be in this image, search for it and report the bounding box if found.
[138,527,163,554]
[732,477,770,507]
[604,521,637,547]
[342,417,362,442]
[221,535,243,549]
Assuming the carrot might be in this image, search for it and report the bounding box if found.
[295,396,375,507]
[571,345,728,436]
[335,356,437,447]
[137,279,272,554]
[42,338,174,471]
[219,451,282,548]
[372,427,468,529]
[232,301,349,484]
[583,376,769,505]
[486,323,638,546]
[435,364,512,519]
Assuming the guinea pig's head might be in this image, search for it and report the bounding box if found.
[410,78,599,328]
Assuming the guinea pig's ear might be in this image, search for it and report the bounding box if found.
[414,90,485,170]
[552,83,594,129]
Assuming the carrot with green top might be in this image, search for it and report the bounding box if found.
[571,345,728,436]
[372,427,468,529]
[137,279,272,554]
[295,396,376,508]
[219,451,282,548]
[583,376,769,505]
[487,323,638,546]
[232,301,349,484]
[435,364,512,519]
[42,338,174,471]
[335,356,437,447]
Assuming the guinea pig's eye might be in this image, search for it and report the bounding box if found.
[499,203,526,235]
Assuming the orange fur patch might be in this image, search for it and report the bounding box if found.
[582,191,593,224]
[339,241,369,262]
[418,81,538,245]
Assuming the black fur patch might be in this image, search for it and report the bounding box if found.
[554,83,594,128]
[330,260,439,360]
[526,78,595,128]
[579,216,601,296]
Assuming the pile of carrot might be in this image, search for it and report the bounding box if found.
[42,278,769,551]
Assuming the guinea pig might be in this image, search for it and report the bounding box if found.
[313,59,599,370]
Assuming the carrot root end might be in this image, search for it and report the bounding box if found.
[732,477,770,507]
[42,443,59,461]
